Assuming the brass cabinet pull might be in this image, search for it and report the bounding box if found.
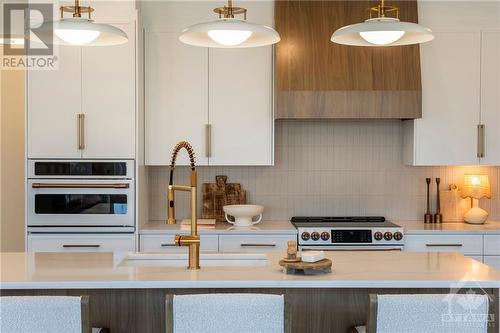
[63,244,100,248]
[31,183,130,189]
[240,243,276,247]
[205,124,212,158]
[425,243,463,247]
[78,114,86,150]
[160,243,177,247]
[477,124,485,158]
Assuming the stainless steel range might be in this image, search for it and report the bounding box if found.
[291,216,404,251]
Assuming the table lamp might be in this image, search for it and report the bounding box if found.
[461,174,491,224]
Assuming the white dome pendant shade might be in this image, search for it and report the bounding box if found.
[179,0,280,48]
[38,0,128,46]
[331,1,433,47]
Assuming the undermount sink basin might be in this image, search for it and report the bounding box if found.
[120,252,269,267]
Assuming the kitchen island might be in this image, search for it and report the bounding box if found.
[1,251,499,332]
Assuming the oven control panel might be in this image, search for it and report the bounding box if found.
[298,227,404,246]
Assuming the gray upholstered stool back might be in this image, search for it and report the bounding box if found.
[0,295,90,333]
[166,293,291,333]
[366,294,490,333]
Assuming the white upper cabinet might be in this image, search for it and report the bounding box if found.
[208,47,274,165]
[81,22,136,159]
[403,2,500,166]
[28,19,136,159]
[28,46,82,158]
[143,1,275,166]
[145,32,209,166]
[480,31,500,166]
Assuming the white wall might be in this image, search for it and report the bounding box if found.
[148,121,500,222]
[0,46,25,252]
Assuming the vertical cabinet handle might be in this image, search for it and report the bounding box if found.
[78,114,86,150]
[477,124,485,158]
[205,124,212,158]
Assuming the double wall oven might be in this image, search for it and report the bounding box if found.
[27,160,135,233]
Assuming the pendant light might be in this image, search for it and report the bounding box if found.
[331,0,433,47]
[179,0,280,48]
[39,0,127,46]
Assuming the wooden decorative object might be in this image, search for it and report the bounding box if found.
[279,258,332,275]
[275,0,422,119]
[202,175,247,222]
[440,184,471,222]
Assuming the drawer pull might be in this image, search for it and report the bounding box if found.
[240,243,276,247]
[62,244,100,248]
[160,243,177,247]
[425,243,463,247]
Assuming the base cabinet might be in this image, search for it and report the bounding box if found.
[28,234,135,252]
[484,256,500,271]
[140,234,218,252]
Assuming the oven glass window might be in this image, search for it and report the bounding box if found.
[34,162,127,176]
[35,194,128,214]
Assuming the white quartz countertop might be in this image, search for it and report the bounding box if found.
[1,251,499,290]
[398,220,500,234]
[139,220,297,235]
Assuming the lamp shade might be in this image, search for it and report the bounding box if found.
[462,174,491,199]
[179,18,280,48]
[331,17,434,47]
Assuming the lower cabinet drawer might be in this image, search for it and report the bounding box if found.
[219,235,296,253]
[28,234,135,252]
[140,234,218,252]
[404,234,483,255]
[484,235,500,255]
[484,256,500,271]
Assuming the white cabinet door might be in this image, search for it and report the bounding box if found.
[145,32,209,166]
[28,46,82,158]
[404,234,483,255]
[28,233,135,252]
[219,234,295,253]
[480,31,500,165]
[405,32,481,166]
[484,256,500,271]
[208,47,274,165]
[81,22,136,159]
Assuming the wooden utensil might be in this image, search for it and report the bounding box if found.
[202,176,247,222]
[424,178,433,224]
[440,184,471,222]
[434,178,443,224]
[279,259,332,275]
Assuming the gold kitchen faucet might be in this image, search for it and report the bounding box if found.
[167,141,200,270]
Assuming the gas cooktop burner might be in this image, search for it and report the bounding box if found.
[291,216,385,223]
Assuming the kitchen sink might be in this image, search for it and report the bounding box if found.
[119,252,269,267]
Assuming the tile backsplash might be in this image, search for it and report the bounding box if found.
[148,120,500,221]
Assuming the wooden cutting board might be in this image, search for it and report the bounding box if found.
[279,258,332,275]
[202,175,247,222]
[440,184,471,222]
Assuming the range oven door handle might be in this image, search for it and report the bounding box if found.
[31,183,130,189]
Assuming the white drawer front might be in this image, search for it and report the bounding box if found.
[484,235,500,255]
[28,234,135,252]
[484,256,500,271]
[404,234,483,255]
[219,235,296,253]
[140,234,218,252]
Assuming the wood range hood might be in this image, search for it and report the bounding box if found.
[275,0,422,120]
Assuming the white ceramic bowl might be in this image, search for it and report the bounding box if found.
[223,205,264,227]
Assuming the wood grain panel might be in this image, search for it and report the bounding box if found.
[2,288,497,333]
[275,0,422,119]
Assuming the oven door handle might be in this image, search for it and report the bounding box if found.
[31,183,130,189]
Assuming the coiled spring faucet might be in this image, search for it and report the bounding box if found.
[167,141,200,270]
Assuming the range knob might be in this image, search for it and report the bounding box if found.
[393,231,403,241]
[374,231,383,241]
[384,232,393,241]
[321,232,330,241]
[311,232,320,241]
[301,232,310,241]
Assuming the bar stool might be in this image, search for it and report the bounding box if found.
[0,296,90,333]
[166,293,291,333]
[349,293,490,333]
